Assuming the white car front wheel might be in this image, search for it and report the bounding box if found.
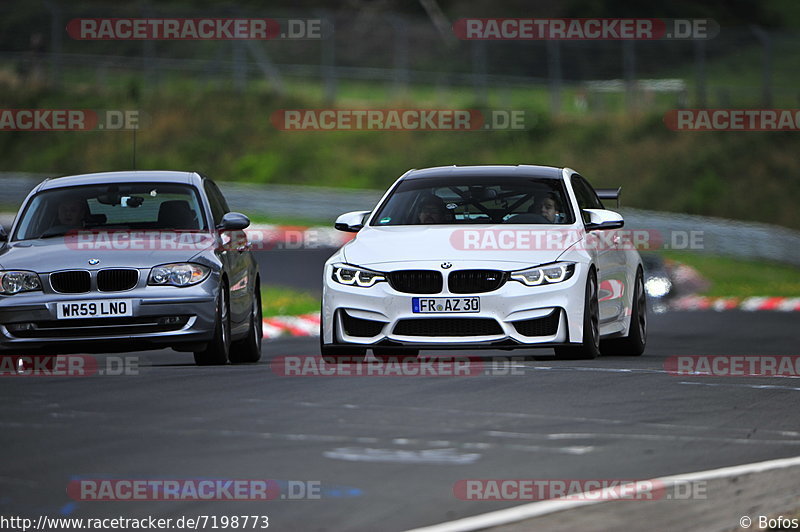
[601,269,647,356]
[554,271,600,360]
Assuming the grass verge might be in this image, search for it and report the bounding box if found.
[660,251,800,298]
[261,285,320,318]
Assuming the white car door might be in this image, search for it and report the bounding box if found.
[571,175,629,325]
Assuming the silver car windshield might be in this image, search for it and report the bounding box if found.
[371,176,575,226]
[13,183,208,240]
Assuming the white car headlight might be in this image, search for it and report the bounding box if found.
[148,263,210,287]
[0,271,42,295]
[331,264,386,288]
[510,262,575,286]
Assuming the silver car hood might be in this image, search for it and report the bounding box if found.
[0,238,211,272]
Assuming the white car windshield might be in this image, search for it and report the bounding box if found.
[371,176,574,226]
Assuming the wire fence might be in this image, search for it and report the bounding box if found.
[2,4,800,111]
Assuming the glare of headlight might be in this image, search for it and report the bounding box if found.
[645,277,671,298]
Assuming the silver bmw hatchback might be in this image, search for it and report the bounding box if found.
[0,171,262,366]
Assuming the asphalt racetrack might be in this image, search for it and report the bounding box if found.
[2,249,798,531]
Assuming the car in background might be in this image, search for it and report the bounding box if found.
[321,165,646,362]
[0,171,262,366]
[641,253,674,299]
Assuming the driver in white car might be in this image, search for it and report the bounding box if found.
[417,194,454,224]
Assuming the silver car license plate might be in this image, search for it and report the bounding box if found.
[56,300,133,319]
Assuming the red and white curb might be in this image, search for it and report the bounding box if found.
[669,296,800,312]
[262,313,320,339]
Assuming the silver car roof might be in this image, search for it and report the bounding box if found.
[36,170,203,191]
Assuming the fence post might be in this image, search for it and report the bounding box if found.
[204,46,224,89]
[232,40,247,93]
[389,15,409,99]
[141,3,157,89]
[546,40,562,114]
[320,11,336,105]
[43,0,62,88]
[471,40,487,105]
[244,40,285,95]
[694,39,707,107]
[623,40,636,111]
[750,26,773,107]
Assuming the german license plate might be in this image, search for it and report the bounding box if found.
[412,297,480,313]
[56,300,133,319]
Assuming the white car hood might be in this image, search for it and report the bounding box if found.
[342,225,577,269]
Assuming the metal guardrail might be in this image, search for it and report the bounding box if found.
[220,181,384,220]
[618,208,800,266]
[1,172,799,266]
[0,172,383,219]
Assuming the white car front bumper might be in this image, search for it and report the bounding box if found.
[321,261,589,349]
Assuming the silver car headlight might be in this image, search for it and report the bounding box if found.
[0,271,42,295]
[510,262,575,286]
[331,263,386,288]
[148,263,210,287]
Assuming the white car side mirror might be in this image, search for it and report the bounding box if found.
[334,211,370,233]
[583,209,624,231]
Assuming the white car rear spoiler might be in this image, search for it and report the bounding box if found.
[596,187,621,208]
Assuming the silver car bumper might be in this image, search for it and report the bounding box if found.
[0,280,218,353]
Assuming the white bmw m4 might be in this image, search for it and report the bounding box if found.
[321,165,646,362]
